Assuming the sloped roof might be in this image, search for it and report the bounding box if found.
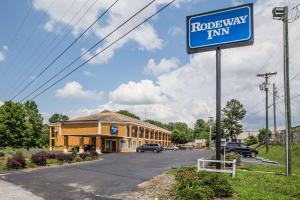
[68,110,171,133]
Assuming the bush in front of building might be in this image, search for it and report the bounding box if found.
[0,151,5,158]
[78,151,99,161]
[55,153,74,163]
[173,167,233,200]
[89,151,99,158]
[78,152,90,160]
[31,151,48,166]
[6,152,26,169]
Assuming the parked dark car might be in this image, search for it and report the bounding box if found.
[222,142,258,157]
[136,143,163,153]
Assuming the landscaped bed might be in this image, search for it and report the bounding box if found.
[134,164,300,200]
[0,150,100,172]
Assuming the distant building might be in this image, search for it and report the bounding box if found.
[235,131,259,143]
[194,139,207,149]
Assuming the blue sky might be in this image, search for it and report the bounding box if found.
[0,0,299,131]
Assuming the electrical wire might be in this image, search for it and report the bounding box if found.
[21,0,176,101]
[1,0,56,80]
[18,0,157,101]
[11,0,119,100]
[6,0,93,99]
[7,0,80,95]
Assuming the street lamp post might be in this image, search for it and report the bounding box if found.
[272,6,292,176]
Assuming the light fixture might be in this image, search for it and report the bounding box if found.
[272,7,285,20]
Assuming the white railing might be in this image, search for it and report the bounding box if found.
[197,158,237,178]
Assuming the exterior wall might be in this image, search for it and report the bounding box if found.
[62,123,98,135]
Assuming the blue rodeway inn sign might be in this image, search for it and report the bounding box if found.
[187,3,253,53]
[186,3,254,168]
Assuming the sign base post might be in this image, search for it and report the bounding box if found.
[216,47,222,169]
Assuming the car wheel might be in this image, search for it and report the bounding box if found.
[137,149,141,153]
[153,149,157,153]
[251,152,256,158]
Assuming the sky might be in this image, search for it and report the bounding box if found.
[0,0,299,131]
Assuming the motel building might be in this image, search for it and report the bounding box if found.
[49,110,172,153]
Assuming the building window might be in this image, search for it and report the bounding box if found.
[128,139,131,149]
[126,126,130,137]
[106,140,111,150]
[51,127,55,138]
[145,130,149,139]
[119,140,126,150]
[51,139,55,146]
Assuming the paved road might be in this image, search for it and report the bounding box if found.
[0,150,212,200]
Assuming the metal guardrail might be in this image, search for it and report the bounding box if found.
[197,158,237,178]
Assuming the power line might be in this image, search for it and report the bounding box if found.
[5,0,94,99]
[11,0,119,100]
[1,0,56,80]
[6,0,34,50]
[6,0,80,96]
[18,0,157,101]
[22,0,176,101]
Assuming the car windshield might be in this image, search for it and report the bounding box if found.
[240,144,248,148]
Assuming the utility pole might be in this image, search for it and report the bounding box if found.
[273,83,278,142]
[208,116,214,147]
[257,72,277,153]
[272,6,292,176]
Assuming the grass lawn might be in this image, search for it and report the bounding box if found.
[229,170,300,200]
[255,144,300,174]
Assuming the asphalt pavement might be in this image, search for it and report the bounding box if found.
[0,150,212,200]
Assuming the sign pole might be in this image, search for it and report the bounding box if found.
[216,47,222,169]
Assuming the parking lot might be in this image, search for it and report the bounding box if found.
[0,150,212,200]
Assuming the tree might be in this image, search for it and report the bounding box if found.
[39,124,50,147]
[194,119,209,139]
[117,110,140,120]
[167,122,194,143]
[144,119,167,129]
[0,101,30,148]
[24,100,44,150]
[222,99,246,140]
[49,113,69,123]
[258,128,272,144]
[171,129,189,144]
[245,135,258,146]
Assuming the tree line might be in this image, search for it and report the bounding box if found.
[0,98,247,149]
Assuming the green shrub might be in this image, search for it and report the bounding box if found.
[225,152,241,166]
[74,157,83,162]
[31,151,48,166]
[79,152,90,160]
[173,168,234,199]
[245,135,258,146]
[55,153,73,163]
[175,185,214,200]
[89,151,99,158]
[0,152,5,157]
[199,172,233,198]
[6,152,26,169]
[47,152,56,159]
[83,156,94,161]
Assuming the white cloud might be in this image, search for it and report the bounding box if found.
[62,0,300,130]
[56,81,103,100]
[32,0,185,64]
[0,52,6,63]
[2,45,8,51]
[145,57,180,76]
[110,80,168,105]
[0,101,3,106]
[83,70,94,77]
[168,26,183,37]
